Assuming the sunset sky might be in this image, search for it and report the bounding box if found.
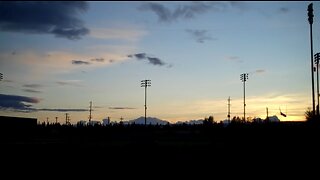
[0,1,319,123]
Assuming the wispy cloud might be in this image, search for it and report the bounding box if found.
[56,80,83,87]
[109,107,136,110]
[0,93,40,112]
[185,29,216,43]
[23,84,43,88]
[38,108,88,112]
[248,69,266,75]
[2,79,14,83]
[72,60,91,65]
[225,56,243,63]
[23,89,42,93]
[90,27,147,42]
[138,2,247,23]
[254,69,266,74]
[139,2,220,23]
[128,53,170,67]
[0,2,89,40]
[0,50,130,81]
[91,58,105,62]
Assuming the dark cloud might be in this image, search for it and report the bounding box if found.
[0,1,89,40]
[139,2,229,23]
[23,89,42,93]
[91,58,105,62]
[23,84,42,88]
[139,3,172,22]
[38,108,88,112]
[278,7,289,13]
[0,94,88,112]
[229,1,248,11]
[0,94,39,112]
[109,107,136,110]
[128,53,167,66]
[186,29,215,43]
[128,53,147,60]
[72,60,90,65]
[147,57,165,66]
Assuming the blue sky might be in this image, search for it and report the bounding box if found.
[0,1,319,123]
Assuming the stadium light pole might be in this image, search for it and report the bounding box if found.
[240,73,248,121]
[141,79,151,125]
[315,52,320,115]
[308,3,315,116]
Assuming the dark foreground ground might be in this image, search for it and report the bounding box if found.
[1,121,319,175]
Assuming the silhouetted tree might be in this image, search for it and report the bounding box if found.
[231,116,241,123]
[203,116,214,125]
[305,107,319,123]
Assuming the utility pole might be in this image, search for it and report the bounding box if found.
[266,107,269,120]
[227,96,231,121]
[65,113,69,125]
[55,117,58,124]
[141,79,151,125]
[315,52,320,115]
[308,3,315,116]
[89,101,92,123]
[240,73,248,121]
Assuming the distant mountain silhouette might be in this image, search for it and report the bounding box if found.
[267,115,280,122]
[124,117,170,125]
[176,119,204,125]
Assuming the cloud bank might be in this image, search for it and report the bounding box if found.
[0,1,89,40]
[0,94,39,112]
[0,94,88,112]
